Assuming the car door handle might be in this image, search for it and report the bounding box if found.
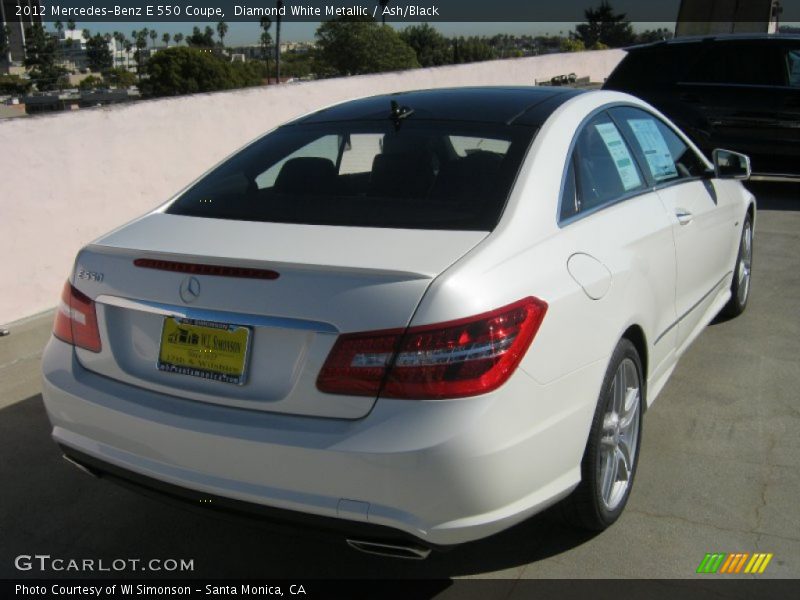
[675,209,694,225]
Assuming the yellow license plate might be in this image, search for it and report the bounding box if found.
[157,317,251,385]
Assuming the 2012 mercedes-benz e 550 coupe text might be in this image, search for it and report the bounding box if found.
[42,87,756,558]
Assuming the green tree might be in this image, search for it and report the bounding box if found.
[216,21,228,48]
[104,67,137,88]
[314,17,419,77]
[572,1,635,48]
[399,24,451,67]
[451,36,497,64]
[0,74,33,94]
[560,38,586,52]
[143,46,262,97]
[162,32,171,47]
[86,34,113,72]
[173,33,184,45]
[635,28,673,43]
[23,24,68,90]
[150,29,158,48]
[279,50,314,79]
[78,74,103,90]
[185,26,215,48]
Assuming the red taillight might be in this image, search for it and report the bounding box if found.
[52,281,102,352]
[134,258,280,280]
[316,297,547,400]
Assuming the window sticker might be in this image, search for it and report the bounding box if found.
[594,122,642,191]
[627,119,679,181]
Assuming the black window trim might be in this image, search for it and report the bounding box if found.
[557,102,713,228]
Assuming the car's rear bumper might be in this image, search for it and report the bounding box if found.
[42,337,603,546]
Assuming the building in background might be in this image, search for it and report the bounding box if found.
[676,0,783,36]
[1,0,43,70]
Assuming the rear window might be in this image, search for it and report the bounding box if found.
[684,42,784,86]
[604,45,698,90]
[167,121,534,231]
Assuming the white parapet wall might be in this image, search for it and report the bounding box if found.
[0,49,624,326]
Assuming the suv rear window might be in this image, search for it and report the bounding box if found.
[167,121,534,231]
[684,42,784,86]
[604,45,698,89]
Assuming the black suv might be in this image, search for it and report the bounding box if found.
[604,35,800,180]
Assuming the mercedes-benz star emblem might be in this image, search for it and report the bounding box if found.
[179,276,201,304]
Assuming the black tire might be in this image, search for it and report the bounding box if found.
[562,338,644,531]
[721,212,753,318]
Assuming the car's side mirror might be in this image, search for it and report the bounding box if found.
[712,149,751,180]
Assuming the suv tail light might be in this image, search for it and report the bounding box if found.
[53,281,102,352]
[317,297,547,400]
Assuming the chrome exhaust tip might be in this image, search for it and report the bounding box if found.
[62,454,100,478]
[346,539,431,560]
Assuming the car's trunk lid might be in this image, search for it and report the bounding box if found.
[71,213,487,419]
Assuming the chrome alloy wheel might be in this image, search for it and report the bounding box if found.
[737,221,753,306]
[598,357,641,511]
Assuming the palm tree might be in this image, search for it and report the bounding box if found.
[216,21,228,48]
[113,31,125,59]
[1,25,11,64]
[82,29,90,42]
[379,0,390,25]
[173,33,184,45]
[260,17,272,81]
[123,41,132,69]
[66,19,76,48]
[149,29,157,48]
[133,31,147,81]
[162,32,171,47]
[275,2,283,83]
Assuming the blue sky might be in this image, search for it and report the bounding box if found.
[68,21,678,46]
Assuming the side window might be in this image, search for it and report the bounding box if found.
[786,49,800,87]
[449,135,511,157]
[255,135,340,189]
[560,112,645,221]
[610,106,707,184]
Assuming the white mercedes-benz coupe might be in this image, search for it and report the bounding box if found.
[42,87,755,558]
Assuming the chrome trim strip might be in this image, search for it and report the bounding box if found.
[654,272,731,345]
[95,295,339,334]
[749,173,800,183]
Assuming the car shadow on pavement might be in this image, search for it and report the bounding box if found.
[745,182,800,211]
[0,394,599,580]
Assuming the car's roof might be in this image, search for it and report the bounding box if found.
[289,86,585,127]
[626,32,800,52]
